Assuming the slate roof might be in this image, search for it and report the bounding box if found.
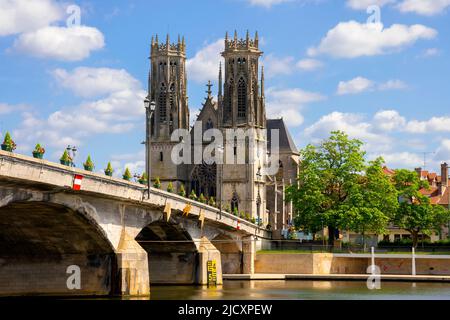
[266,118,299,154]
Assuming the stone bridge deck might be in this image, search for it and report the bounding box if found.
[0,150,270,238]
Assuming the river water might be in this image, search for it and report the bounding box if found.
[148,280,450,300]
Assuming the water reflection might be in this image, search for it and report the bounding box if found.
[149,280,450,300]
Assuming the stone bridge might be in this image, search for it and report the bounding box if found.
[0,150,270,297]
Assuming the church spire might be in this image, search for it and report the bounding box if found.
[218,62,223,98]
[206,80,213,99]
[261,65,265,98]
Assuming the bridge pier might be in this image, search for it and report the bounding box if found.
[195,237,223,285]
[114,229,150,296]
[242,236,256,274]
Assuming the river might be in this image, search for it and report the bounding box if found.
[148,280,450,300]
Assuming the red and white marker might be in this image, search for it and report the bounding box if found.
[73,174,83,191]
[236,220,240,231]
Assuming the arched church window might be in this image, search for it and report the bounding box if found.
[231,193,239,213]
[225,78,233,120]
[237,77,246,119]
[169,83,175,111]
[206,118,214,130]
[159,83,167,122]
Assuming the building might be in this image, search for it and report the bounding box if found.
[147,32,299,237]
[342,164,450,245]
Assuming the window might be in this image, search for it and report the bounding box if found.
[159,83,167,122]
[206,119,214,130]
[225,79,233,121]
[159,152,163,162]
[169,83,175,111]
[237,77,246,119]
[231,193,239,213]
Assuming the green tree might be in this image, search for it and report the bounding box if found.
[286,131,396,246]
[341,157,398,249]
[393,169,450,247]
[167,182,174,193]
[189,190,198,201]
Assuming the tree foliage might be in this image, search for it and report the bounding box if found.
[393,169,450,247]
[286,131,397,245]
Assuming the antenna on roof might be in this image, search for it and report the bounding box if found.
[416,152,435,170]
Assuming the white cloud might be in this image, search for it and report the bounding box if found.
[337,77,407,95]
[422,48,441,57]
[405,117,450,133]
[337,77,374,95]
[13,67,146,153]
[0,103,28,114]
[263,54,295,77]
[266,87,325,127]
[373,110,406,131]
[308,21,437,58]
[377,151,424,169]
[52,67,141,98]
[0,0,63,36]
[397,0,450,16]
[435,140,450,163]
[247,0,293,8]
[378,79,408,91]
[186,39,223,84]
[296,58,323,71]
[304,112,392,153]
[346,0,395,10]
[13,26,104,61]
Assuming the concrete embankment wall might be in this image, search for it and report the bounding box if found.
[255,253,450,275]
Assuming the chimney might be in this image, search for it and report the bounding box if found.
[415,167,422,179]
[441,162,448,188]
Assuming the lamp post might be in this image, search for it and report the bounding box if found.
[144,97,156,199]
[66,145,77,167]
[256,168,262,227]
[217,145,224,220]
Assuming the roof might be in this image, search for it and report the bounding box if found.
[266,118,299,154]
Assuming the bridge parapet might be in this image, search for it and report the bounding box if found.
[0,150,270,238]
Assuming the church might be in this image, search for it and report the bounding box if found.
[147,31,299,238]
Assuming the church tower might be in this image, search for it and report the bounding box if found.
[220,30,266,128]
[148,34,189,190]
[218,31,267,225]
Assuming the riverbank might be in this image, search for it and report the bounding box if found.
[254,252,450,276]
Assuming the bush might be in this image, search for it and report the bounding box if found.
[167,182,174,193]
[208,196,216,207]
[1,132,16,151]
[33,143,45,155]
[83,155,94,171]
[153,177,161,189]
[138,172,148,185]
[240,211,245,219]
[60,150,72,166]
[179,184,186,197]
[199,193,207,203]
[189,190,197,201]
[233,207,238,216]
[123,167,132,181]
[104,162,114,176]
[245,213,251,221]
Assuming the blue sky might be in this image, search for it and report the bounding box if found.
[1,0,450,176]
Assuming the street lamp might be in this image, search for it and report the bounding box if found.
[66,145,77,167]
[145,97,156,199]
[217,145,224,220]
[256,167,262,227]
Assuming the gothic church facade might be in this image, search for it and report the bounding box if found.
[147,32,299,237]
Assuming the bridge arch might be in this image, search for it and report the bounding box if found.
[135,220,198,284]
[0,200,116,297]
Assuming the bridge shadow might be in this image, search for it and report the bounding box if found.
[135,221,198,285]
[0,202,116,297]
